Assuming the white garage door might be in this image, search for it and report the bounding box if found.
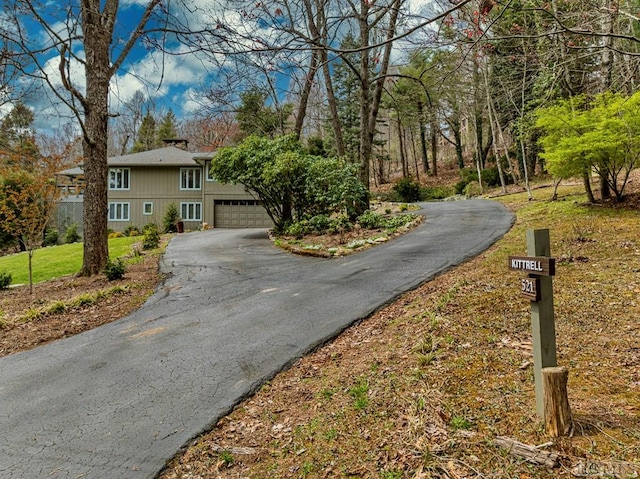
[214,199,273,228]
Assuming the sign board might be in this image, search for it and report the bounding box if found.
[520,277,540,301]
[508,256,556,277]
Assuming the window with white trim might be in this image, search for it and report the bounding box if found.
[180,202,202,221]
[205,161,216,182]
[109,168,130,190]
[108,202,130,221]
[180,167,202,190]
[143,202,153,215]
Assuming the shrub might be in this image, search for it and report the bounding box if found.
[285,220,310,238]
[392,177,421,203]
[454,180,468,195]
[464,181,483,197]
[308,214,331,233]
[163,202,180,233]
[64,223,81,244]
[142,223,160,250]
[108,232,124,238]
[123,225,140,237]
[0,271,12,290]
[421,186,454,200]
[327,214,353,234]
[42,229,59,247]
[357,210,384,229]
[104,258,126,281]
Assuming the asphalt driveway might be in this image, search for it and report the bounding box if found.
[0,199,513,478]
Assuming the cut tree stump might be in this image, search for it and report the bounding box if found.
[493,436,560,468]
[542,366,573,437]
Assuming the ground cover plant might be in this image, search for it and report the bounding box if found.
[160,183,640,478]
[274,203,422,257]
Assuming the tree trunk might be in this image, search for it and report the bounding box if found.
[303,0,345,157]
[599,174,611,201]
[409,126,420,181]
[542,366,573,437]
[294,50,319,139]
[452,118,464,169]
[429,115,438,177]
[79,1,112,276]
[360,0,401,190]
[398,117,408,178]
[417,101,430,173]
[583,167,595,203]
[321,56,345,157]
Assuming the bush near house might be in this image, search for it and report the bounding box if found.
[210,135,367,233]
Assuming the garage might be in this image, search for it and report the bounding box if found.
[213,199,273,228]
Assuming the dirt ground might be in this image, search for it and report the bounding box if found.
[0,253,164,357]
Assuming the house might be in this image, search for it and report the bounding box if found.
[57,140,273,233]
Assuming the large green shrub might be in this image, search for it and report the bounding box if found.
[210,135,366,232]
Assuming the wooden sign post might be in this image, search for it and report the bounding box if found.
[509,229,557,418]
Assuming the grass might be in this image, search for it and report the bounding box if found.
[0,237,140,285]
[160,182,640,478]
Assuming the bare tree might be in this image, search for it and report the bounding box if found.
[2,0,165,275]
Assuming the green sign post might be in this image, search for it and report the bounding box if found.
[509,229,557,418]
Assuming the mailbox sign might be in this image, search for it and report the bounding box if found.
[508,256,556,277]
[521,277,540,301]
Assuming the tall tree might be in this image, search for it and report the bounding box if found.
[236,88,292,138]
[131,112,158,153]
[0,151,66,293]
[156,110,178,143]
[2,0,165,276]
[0,101,39,166]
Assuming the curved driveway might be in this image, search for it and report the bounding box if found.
[0,199,513,478]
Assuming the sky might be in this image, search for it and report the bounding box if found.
[2,0,436,135]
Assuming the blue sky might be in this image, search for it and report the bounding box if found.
[2,0,435,134]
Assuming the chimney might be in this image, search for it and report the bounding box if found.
[162,138,189,150]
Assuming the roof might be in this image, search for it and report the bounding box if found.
[108,146,213,166]
[58,166,84,177]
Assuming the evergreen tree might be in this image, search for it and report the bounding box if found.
[0,102,39,167]
[130,113,157,153]
[156,110,178,144]
[235,88,290,138]
[330,34,362,163]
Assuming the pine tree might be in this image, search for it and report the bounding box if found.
[130,113,157,153]
[156,110,178,145]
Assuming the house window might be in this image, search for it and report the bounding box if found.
[143,202,153,215]
[180,167,202,190]
[180,202,202,221]
[205,161,216,182]
[108,202,130,221]
[109,168,130,190]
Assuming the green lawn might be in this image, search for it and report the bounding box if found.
[0,237,140,285]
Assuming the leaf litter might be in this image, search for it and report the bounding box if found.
[160,183,640,479]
